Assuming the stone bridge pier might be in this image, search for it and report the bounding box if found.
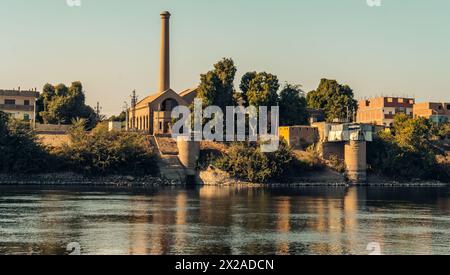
[344,140,367,183]
[318,123,373,184]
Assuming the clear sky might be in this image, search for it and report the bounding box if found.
[1,0,449,116]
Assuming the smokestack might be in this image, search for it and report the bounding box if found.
[159,11,171,93]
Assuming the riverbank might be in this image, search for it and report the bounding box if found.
[197,166,448,187]
[0,168,448,187]
[0,173,179,187]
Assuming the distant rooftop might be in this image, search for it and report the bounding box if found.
[0,89,39,98]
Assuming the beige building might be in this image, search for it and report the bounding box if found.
[128,11,197,135]
[413,102,450,124]
[0,89,39,121]
[279,126,319,149]
[357,97,415,126]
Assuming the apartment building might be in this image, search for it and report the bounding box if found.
[356,97,415,126]
[413,102,450,124]
[0,89,39,121]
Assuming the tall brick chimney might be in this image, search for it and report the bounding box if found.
[159,11,171,93]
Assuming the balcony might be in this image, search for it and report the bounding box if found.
[0,104,34,112]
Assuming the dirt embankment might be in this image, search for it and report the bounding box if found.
[37,133,70,148]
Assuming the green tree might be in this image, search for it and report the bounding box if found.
[393,113,434,152]
[41,83,55,110]
[238,71,257,106]
[279,84,309,126]
[38,82,99,128]
[367,114,443,181]
[197,58,237,110]
[243,72,280,108]
[110,111,127,122]
[307,78,357,122]
[0,112,57,173]
[434,122,450,140]
[54,83,69,97]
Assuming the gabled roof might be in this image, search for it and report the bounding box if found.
[179,88,197,97]
[134,88,187,108]
[135,94,159,108]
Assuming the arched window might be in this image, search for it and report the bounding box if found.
[160,98,179,112]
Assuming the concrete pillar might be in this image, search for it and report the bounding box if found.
[177,138,200,177]
[345,140,367,183]
[159,11,171,93]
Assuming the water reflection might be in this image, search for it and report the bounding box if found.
[0,185,449,255]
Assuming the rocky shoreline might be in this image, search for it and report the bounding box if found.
[0,171,447,187]
[0,173,180,187]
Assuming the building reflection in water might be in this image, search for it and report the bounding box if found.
[173,192,187,254]
[275,197,291,255]
[1,186,449,255]
[128,196,151,255]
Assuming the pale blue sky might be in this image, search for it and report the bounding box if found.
[1,0,449,115]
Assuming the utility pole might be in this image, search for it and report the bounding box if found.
[95,102,102,120]
[123,101,129,131]
[130,90,138,131]
[33,97,37,130]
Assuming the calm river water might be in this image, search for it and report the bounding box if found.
[0,185,449,255]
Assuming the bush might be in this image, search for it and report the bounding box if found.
[0,112,58,174]
[57,121,159,176]
[215,140,293,183]
[367,131,438,180]
[434,123,450,140]
[327,154,346,173]
[435,154,450,183]
[366,115,450,181]
[303,145,325,170]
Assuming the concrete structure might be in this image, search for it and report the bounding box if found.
[413,102,450,124]
[344,140,367,182]
[177,137,200,178]
[151,135,200,184]
[279,126,319,149]
[159,11,171,93]
[35,123,71,134]
[357,97,415,127]
[108,121,122,132]
[312,122,373,183]
[127,11,197,135]
[307,108,325,123]
[0,89,39,122]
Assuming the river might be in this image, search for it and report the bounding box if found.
[0,185,449,255]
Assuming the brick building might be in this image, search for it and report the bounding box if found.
[413,102,450,124]
[356,97,415,126]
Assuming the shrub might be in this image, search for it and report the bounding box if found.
[0,112,58,174]
[367,132,437,180]
[57,121,159,176]
[304,145,325,170]
[435,154,450,183]
[327,154,346,173]
[215,140,293,183]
